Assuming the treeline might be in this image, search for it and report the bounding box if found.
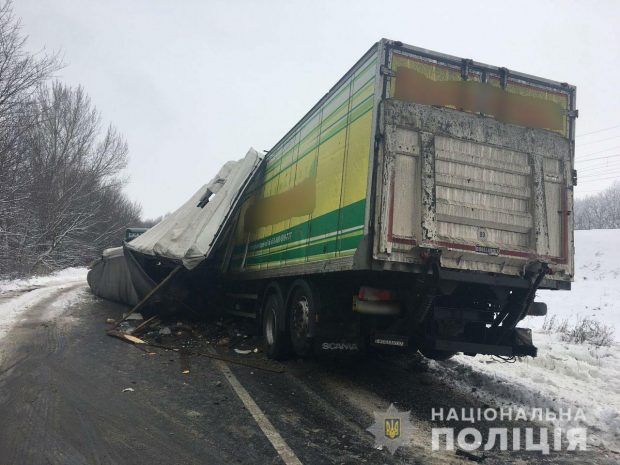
[574,182,620,230]
[0,2,141,277]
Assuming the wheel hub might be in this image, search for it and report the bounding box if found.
[292,297,310,339]
[265,308,275,345]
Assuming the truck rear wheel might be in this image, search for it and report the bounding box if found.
[262,292,288,360]
[288,280,316,358]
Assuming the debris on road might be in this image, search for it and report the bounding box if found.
[124,313,144,321]
[122,387,135,393]
[132,315,159,336]
[107,330,146,345]
[105,318,116,324]
[456,448,487,462]
[105,313,285,373]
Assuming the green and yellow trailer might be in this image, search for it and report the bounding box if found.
[218,39,577,360]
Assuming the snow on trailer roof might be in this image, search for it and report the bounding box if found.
[125,148,263,270]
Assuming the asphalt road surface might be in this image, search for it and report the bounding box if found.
[0,282,617,465]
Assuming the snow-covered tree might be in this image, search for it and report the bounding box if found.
[0,2,141,276]
[574,182,620,230]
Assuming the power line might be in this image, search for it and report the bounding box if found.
[580,171,620,181]
[575,190,608,194]
[577,174,620,183]
[579,168,620,178]
[576,123,620,137]
[576,153,620,164]
[579,163,620,174]
[576,134,620,147]
[580,166,620,176]
[578,155,620,166]
[578,161,620,174]
[578,145,620,158]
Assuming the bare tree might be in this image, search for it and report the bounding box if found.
[0,0,61,276]
[19,82,140,272]
[0,1,168,276]
[138,214,168,228]
[574,182,620,230]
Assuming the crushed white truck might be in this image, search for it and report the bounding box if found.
[111,39,577,361]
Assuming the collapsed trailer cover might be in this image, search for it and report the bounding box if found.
[125,148,262,270]
[87,246,140,305]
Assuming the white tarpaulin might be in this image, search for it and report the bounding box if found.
[126,148,262,270]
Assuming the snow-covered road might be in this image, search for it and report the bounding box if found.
[0,230,618,453]
[0,267,87,343]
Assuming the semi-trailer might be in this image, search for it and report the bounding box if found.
[124,39,577,361]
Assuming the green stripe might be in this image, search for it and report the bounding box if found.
[243,232,364,266]
[243,246,358,270]
[265,77,375,177]
[243,198,365,254]
[246,226,364,260]
[243,95,374,199]
[231,199,366,268]
[265,55,378,169]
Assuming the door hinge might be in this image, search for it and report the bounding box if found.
[499,67,509,89]
[380,65,396,78]
[461,59,473,80]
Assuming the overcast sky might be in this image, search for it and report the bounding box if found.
[14,0,620,218]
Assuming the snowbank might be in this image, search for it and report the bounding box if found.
[0,267,87,344]
[436,229,620,451]
[433,332,620,450]
[0,267,87,295]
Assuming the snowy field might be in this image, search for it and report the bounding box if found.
[435,229,620,452]
[534,228,620,338]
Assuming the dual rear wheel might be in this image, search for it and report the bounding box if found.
[261,280,316,360]
[261,280,455,361]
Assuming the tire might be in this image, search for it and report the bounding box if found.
[262,292,288,360]
[288,281,316,358]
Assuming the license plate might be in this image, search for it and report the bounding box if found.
[475,245,499,256]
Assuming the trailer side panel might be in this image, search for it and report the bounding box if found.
[229,48,379,274]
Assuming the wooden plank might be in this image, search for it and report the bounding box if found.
[107,330,146,345]
[131,315,160,336]
[111,265,182,330]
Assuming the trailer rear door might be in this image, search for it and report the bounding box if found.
[373,42,576,282]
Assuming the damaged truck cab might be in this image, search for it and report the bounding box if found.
[218,39,577,360]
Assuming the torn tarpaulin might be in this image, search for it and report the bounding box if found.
[88,148,262,307]
[125,148,262,270]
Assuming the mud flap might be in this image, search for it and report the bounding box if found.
[511,327,537,357]
[434,327,537,357]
